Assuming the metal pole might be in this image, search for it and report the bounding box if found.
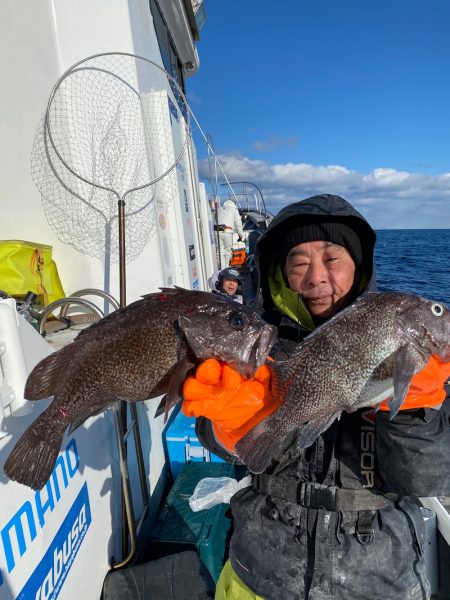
[118,197,129,561]
[214,195,223,269]
[118,200,126,308]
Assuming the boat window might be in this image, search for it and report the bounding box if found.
[149,0,185,93]
[192,0,206,32]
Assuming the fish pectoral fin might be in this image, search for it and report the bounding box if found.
[154,395,167,419]
[154,356,196,419]
[390,345,426,418]
[298,412,341,449]
[235,414,287,474]
[163,358,195,423]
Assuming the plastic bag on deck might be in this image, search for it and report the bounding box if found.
[189,475,252,512]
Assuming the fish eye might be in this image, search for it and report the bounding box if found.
[229,311,246,330]
[431,303,444,316]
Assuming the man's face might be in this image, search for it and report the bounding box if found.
[222,279,239,295]
[284,240,357,320]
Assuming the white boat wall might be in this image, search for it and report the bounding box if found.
[0,304,123,600]
[0,1,214,599]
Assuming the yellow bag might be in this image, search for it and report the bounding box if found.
[0,240,65,306]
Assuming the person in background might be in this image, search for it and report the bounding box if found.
[209,267,243,303]
[216,199,245,267]
[183,194,450,600]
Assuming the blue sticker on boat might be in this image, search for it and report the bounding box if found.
[16,482,91,600]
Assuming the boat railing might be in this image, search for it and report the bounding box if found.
[220,181,269,216]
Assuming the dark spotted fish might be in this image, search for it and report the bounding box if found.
[5,287,276,489]
[235,292,450,473]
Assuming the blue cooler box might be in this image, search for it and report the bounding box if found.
[164,409,224,479]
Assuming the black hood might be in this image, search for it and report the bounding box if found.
[255,194,377,319]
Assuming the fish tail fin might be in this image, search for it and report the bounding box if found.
[4,405,68,490]
[235,413,287,474]
[25,345,76,400]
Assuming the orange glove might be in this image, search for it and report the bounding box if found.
[379,355,450,412]
[182,358,281,453]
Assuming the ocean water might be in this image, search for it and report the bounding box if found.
[374,230,450,306]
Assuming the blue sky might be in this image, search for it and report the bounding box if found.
[186,0,450,228]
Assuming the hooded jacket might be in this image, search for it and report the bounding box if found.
[256,194,375,318]
[198,195,450,599]
[254,194,376,354]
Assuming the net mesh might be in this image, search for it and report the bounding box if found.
[31,53,190,264]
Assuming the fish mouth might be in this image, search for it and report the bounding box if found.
[233,324,277,378]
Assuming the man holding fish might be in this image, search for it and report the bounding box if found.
[183,194,450,600]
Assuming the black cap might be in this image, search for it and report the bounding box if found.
[279,220,363,269]
[218,267,241,283]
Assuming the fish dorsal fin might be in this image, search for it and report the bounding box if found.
[25,343,78,400]
[389,345,427,417]
[159,286,186,295]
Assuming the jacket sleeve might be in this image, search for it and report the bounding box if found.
[376,384,450,496]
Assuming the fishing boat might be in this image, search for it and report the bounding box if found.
[0,1,219,598]
[0,2,449,599]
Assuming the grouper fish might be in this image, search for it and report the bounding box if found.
[5,287,276,490]
[235,291,450,474]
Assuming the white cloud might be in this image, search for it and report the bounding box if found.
[198,153,450,228]
[363,168,411,187]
